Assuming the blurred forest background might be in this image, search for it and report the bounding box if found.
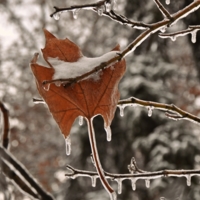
[1,0,200,200]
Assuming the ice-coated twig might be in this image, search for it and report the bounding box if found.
[65,159,200,188]
[0,102,10,149]
[118,97,200,125]
[43,0,200,87]
[0,146,55,200]
[153,0,172,19]
[159,25,200,43]
[50,1,151,30]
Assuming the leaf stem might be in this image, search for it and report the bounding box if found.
[87,118,116,200]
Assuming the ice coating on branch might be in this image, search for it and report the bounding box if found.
[160,27,166,33]
[43,83,50,91]
[48,51,119,80]
[145,179,150,188]
[105,126,112,141]
[65,136,71,155]
[97,6,104,16]
[165,0,170,5]
[110,191,117,200]
[79,116,83,126]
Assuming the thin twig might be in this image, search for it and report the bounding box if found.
[153,0,172,19]
[0,102,10,149]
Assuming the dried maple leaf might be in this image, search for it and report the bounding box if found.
[30,30,126,139]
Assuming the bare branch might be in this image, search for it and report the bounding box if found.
[0,146,55,200]
[118,97,200,125]
[153,0,172,19]
[0,102,10,149]
[159,25,200,43]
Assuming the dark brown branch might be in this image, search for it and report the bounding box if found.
[0,102,10,149]
[0,146,55,200]
[118,97,200,125]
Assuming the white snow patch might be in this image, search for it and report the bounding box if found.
[48,51,119,80]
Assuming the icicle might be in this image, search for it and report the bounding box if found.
[191,30,197,43]
[65,136,71,156]
[147,106,154,117]
[110,191,117,200]
[79,116,83,126]
[105,126,112,141]
[186,175,191,186]
[91,176,97,187]
[171,35,176,41]
[119,105,125,117]
[53,12,60,20]
[73,9,79,19]
[131,178,136,191]
[165,0,170,5]
[145,179,150,188]
[117,179,122,194]
[43,83,50,91]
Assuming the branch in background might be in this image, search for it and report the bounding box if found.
[50,0,151,30]
[0,102,10,149]
[159,25,200,43]
[118,97,200,125]
[153,0,172,20]
[0,146,55,200]
[42,0,200,87]
[66,157,199,194]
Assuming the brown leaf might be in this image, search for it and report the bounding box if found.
[30,30,126,138]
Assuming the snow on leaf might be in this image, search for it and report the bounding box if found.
[30,29,126,138]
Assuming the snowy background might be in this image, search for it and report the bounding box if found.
[1,0,200,199]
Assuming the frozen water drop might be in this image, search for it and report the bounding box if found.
[117,179,122,194]
[191,30,197,43]
[186,175,191,186]
[104,2,111,12]
[73,9,79,19]
[79,116,83,126]
[105,126,112,141]
[166,0,170,5]
[171,35,176,41]
[91,176,97,187]
[97,8,103,16]
[53,12,60,20]
[110,191,117,200]
[65,136,71,156]
[145,179,150,188]
[131,178,136,191]
[43,83,50,91]
[160,27,166,33]
[55,81,61,87]
[147,106,154,117]
[160,197,166,200]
